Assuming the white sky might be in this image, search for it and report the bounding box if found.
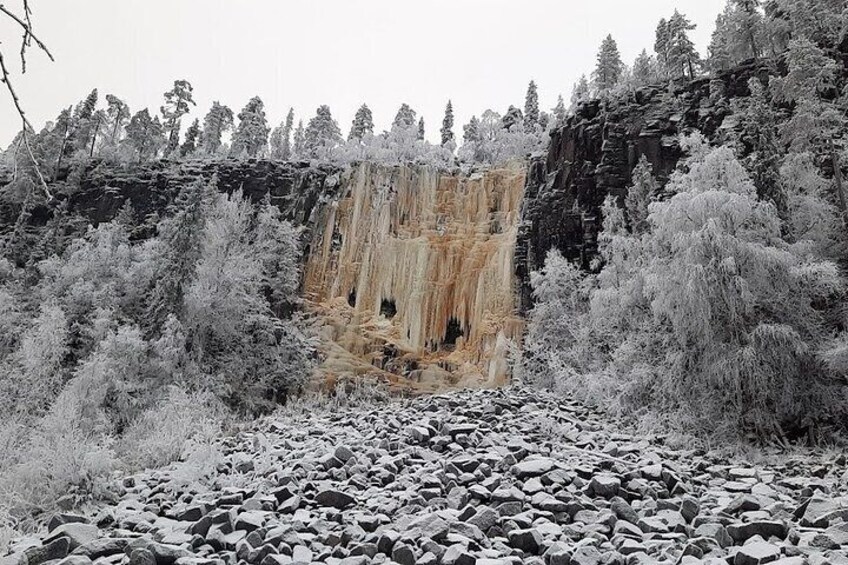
[0,0,725,148]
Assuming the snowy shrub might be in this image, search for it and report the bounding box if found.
[118,386,224,470]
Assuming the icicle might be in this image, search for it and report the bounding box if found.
[303,162,527,390]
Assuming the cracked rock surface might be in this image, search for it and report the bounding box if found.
[4,387,848,565]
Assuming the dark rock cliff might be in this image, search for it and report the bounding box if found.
[0,159,342,251]
[515,62,773,311]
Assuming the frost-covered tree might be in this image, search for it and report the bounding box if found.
[183,190,311,411]
[200,102,234,156]
[348,104,374,141]
[417,117,425,141]
[593,35,624,92]
[570,75,590,111]
[463,116,480,144]
[737,78,786,216]
[104,95,130,148]
[161,80,196,155]
[124,109,165,162]
[656,11,700,79]
[179,119,201,157]
[524,81,540,125]
[71,89,99,155]
[502,106,523,131]
[231,96,270,158]
[292,120,305,159]
[625,156,657,234]
[632,49,657,87]
[440,100,455,146]
[393,103,417,129]
[304,105,342,159]
[270,110,295,160]
[552,95,567,124]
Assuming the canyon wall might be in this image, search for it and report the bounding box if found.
[303,162,527,391]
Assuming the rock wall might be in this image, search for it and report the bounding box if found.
[515,62,771,310]
[303,162,527,391]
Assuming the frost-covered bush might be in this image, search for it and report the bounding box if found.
[525,134,848,439]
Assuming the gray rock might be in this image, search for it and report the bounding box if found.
[727,521,788,543]
[315,489,356,509]
[733,541,781,565]
[43,524,100,551]
[24,538,70,565]
[507,529,542,555]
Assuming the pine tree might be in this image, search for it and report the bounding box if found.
[348,104,374,141]
[124,109,165,162]
[393,104,417,129]
[552,95,566,124]
[524,81,540,125]
[708,6,736,72]
[292,120,305,159]
[667,11,700,79]
[105,95,130,147]
[231,96,270,158]
[440,100,455,146]
[72,89,99,154]
[732,0,763,60]
[200,102,234,156]
[304,105,342,158]
[179,119,201,157]
[161,80,196,155]
[593,35,624,92]
[655,18,671,79]
[417,117,425,141]
[633,49,656,86]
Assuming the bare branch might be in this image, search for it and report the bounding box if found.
[1,1,54,201]
[0,2,55,67]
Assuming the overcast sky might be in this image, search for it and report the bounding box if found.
[0,0,725,148]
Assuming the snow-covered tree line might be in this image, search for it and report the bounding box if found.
[2,80,564,175]
[570,0,848,108]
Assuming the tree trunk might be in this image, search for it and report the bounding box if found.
[833,150,848,228]
[89,116,100,158]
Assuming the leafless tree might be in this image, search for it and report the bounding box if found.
[1,0,54,199]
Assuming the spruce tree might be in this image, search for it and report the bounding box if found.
[708,6,736,73]
[231,96,270,158]
[741,78,786,217]
[417,117,425,141]
[440,100,455,146]
[593,35,624,92]
[348,104,374,141]
[655,18,671,79]
[524,81,540,125]
[161,80,196,155]
[304,105,342,158]
[200,102,234,156]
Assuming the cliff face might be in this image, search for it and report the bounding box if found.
[515,62,770,310]
[303,162,527,391]
[67,159,342,229]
